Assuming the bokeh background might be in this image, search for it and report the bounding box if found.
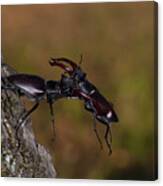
[2,2,157,180]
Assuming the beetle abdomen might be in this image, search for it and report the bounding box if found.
[7,74,46,98]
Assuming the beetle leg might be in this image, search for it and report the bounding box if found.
[109,125,112,143]
[85,99,103,150]
[49,101,56,142]
[93,115,103,150]
[16,102,39,149]
[104,124,112,156]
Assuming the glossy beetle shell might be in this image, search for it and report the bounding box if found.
[7,74,46,99]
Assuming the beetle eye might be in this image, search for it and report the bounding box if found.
[107,111,112,118]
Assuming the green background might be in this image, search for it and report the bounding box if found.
[2,2,157,180]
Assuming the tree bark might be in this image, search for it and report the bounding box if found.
[1,59,56,178]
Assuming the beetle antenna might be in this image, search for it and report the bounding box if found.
[79,54,83,66]
[104,124,112,156]
[109,125,112,143]
[93,115,103,150]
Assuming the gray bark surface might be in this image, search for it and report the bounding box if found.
[1,60,56,178]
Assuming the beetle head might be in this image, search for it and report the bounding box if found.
[85,99,118,125]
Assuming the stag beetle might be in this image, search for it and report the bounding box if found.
[2,57,118,155]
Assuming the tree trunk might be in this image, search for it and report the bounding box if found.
[1,59,56,178]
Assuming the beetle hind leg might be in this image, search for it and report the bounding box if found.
[15,102,39,150]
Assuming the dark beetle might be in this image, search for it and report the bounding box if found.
[2,57,118,155]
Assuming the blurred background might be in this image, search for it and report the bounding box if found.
[2,2,156,180]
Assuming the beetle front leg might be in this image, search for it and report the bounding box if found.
[104,124,112,156]
[93,115,103,150]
